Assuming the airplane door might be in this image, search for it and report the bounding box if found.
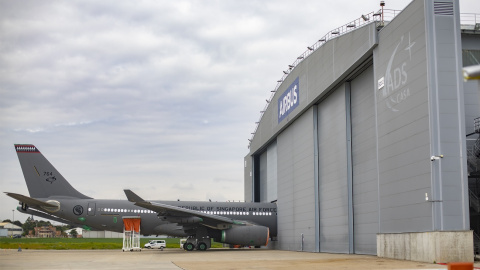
[87,203,96,216]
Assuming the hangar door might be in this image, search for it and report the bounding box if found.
[317,84,349,253]
[350,65,378,255]
[258,141,278,203]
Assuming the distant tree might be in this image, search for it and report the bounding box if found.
[2,219,12,223]
[37,220,51,227]
[22,217,36,235]
[69,229,78,238]
[13,220,22,227]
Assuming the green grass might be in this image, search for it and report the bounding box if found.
[0,237,223,250]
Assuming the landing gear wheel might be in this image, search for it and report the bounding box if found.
[184,242,195,251]
[197,242,207,251]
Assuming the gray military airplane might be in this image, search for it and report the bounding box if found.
[5,144,277,251]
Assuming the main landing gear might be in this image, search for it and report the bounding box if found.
[183,237,210,251]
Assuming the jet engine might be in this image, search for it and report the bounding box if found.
[220,225,269,246]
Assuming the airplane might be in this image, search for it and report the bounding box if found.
[5,144,277,251]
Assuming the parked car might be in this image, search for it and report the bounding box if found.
[144,240,166,250]
[12,234,21,238]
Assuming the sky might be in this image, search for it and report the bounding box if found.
[1,0,479,223]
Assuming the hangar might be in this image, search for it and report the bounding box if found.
[244,0,480,263]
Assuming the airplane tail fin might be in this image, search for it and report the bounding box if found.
[14,144,91,199]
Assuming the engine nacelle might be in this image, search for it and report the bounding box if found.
[41,200,60,213]
[221,225,269,246]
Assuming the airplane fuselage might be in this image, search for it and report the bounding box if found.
[28,197,278,237]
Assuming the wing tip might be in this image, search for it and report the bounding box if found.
[123,189,144,203]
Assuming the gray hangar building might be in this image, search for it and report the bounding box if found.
[244,0,480,263]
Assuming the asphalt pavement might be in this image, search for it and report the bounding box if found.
[0,248,471,270]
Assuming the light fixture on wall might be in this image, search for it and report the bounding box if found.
[430,155,444,161]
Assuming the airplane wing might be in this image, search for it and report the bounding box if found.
[5,192,58,208]
[124,189,242,228]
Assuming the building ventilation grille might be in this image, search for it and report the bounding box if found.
[434,1,454,16]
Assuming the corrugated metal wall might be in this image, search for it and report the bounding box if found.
[350,65,378,254]
[317,85,349,253]
[277,108,315,251]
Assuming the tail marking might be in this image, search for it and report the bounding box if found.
[15,145,40,153]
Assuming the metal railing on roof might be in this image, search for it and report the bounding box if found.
[247,9,400,148]
[461,13,480,26]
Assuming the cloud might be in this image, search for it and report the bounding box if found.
[3,0,479,222]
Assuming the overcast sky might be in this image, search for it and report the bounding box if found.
[1,0,479,223]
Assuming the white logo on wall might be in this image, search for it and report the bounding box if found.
[378,32,415,112]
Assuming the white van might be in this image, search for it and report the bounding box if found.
[144,240,166,250]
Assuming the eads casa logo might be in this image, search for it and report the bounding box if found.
[378,32,416,112]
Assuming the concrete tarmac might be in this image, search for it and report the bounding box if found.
[0,248,470,270]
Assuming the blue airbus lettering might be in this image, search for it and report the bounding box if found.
[278,77,299,123]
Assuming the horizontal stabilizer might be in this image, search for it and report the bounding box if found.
[17,206,83,228]
[124,189,145,203]
[4,192,57,208]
